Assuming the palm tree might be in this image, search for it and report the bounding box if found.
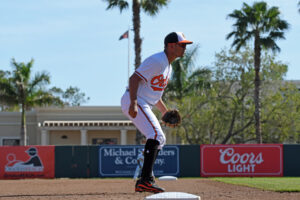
[226,1,289,143]
[0,70,12,111]
[164,45,211,102]
[103,0,169,69]
[0,59,63,145]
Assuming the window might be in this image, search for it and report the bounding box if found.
[2,138,20,146]
[92,138,117,145]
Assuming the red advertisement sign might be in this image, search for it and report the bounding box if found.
[201,144,283,177]
[0,146,55,179]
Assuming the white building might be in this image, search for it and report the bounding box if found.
[0,106,176,146]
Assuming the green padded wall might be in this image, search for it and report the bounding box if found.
[55,146,99,178]
[283,144,300,176]
[179,145,201,177]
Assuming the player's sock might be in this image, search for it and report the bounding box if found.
[141,139,159,179]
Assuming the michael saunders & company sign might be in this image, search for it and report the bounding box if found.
[99,145,179,177]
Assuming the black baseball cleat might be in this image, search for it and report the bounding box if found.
[135,177,165,193]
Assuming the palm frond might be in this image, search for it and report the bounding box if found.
[181,45,199,73]
[260,37,280,52]
[28,71,51,94]
[0,94,19,106]
[185,68,211,95]
[231,38,248,52]
[269,31,285,39]
[276,19,290,30]
[266,6,280,19]
[226,31,237,40]
[188,68,212,81]
[11,59,34,89]
[141,0,169,16]
[228,9,244,20]
[0,70,10,78]
[103,0,129,12]
[0,78,19,105]
[26,90,63,108]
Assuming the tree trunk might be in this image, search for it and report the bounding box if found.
[21,103,27,146]
[132,0,142,69]
[132,0,143,144]
[221,111,236,144]
[254,33,262,144]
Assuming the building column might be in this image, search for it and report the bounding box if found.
[80,129,88,145]
[120,129,127,145]
[41,129,49,145]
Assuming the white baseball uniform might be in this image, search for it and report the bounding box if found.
[121,51,172,149]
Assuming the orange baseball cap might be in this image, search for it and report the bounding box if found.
[164,32,193,46]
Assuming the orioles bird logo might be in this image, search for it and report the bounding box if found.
[150,75,168,91]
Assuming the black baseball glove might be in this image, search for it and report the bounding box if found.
[161,109,181,128]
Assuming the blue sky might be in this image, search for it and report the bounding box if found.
[0,0,299,106]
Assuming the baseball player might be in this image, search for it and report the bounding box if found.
[121,32,193,193]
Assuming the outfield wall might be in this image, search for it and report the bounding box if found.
[0,144,299,179]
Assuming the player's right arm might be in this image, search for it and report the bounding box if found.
[128,73,142,118]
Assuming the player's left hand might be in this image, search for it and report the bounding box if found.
[161,109,181,128]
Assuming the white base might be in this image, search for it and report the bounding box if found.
[145,192,201,200]
[158,176,178,181]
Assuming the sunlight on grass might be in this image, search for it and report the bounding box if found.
[211,177,300,192]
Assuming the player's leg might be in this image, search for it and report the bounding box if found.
[140,138,159,179]
[133,103,165,193]
[137,140,165,191]
[121,93,165,193]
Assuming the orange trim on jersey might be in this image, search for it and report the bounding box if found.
[135,71,147,82]
[137,104,158,140]
[151,86,164,91]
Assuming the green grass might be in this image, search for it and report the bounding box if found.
[211,177,300,192]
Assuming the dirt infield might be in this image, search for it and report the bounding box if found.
[0,178,299,200]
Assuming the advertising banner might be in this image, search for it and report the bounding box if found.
[0,146,55,179]
[99,145,179,177]
[201,144,283,177]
